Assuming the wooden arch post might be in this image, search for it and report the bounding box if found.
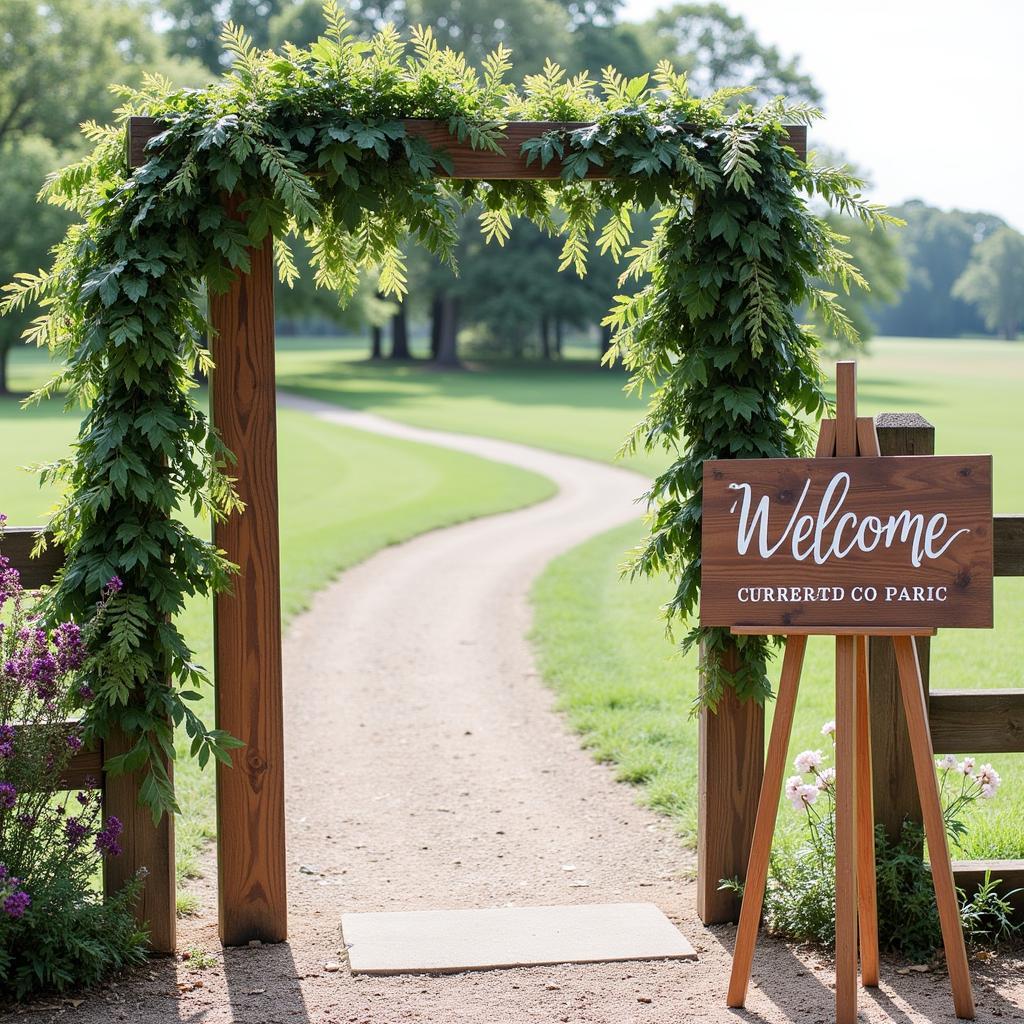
[126,117,806,948]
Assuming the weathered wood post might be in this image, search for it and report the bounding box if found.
[104,730,176,952]
[870,413,934,838]
[697,644,764,924]
[208,203,288,946]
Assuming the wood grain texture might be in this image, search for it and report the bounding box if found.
[731,626,935,636]
[855,635,879,988]
[869,416,934,840]
[995,515,1024,576]
[835,361,857,458]
[834,635,859,1024]
[0,528,64,588]
[726,636,807,1007]
[209,200,288,946]
[103,726,176,954]
[697,644,764,925]
[929,689,1024,753]
[893,636,975,1019]
[126,116,808,176]
[701,455,994,628]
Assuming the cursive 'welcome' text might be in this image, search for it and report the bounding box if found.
[728,472,970,567]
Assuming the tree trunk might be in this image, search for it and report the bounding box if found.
[540,317,552,360]
[600,323,613,360]
[370,323,383,359]
[435,294,460,367]
[430,294,443,359]
[554,319,564,358]
[390,302,411,360]
[0,343,9,396]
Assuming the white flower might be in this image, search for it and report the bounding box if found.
[785,775,803,801]
[958,757,976,776]
[821,720,836,737]
[794,749,824,774]
[937,754,958,771]
[789,784,820,811]
[817,767,836,790]
[975,764,1001,799]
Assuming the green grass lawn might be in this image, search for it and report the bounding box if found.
[1,346,554,885]
[5,334,1023,881]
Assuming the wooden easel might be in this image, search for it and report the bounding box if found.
[725,362,975,1023]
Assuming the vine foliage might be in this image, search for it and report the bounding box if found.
[1,3,892,816]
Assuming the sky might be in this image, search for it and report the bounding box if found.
[620,0,1024,231]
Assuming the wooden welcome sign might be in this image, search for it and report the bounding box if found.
[701,455,993,629]
[720,362,983,1024]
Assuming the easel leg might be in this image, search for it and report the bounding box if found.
[727,635,808,1008]
[835,636,859,1024]
[893,637,975,1020]
[855,636,879,987]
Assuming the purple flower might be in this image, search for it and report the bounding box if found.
[78,684,94,702]
[66,734,83,752]
[105,576,124,594]
[53,621,85,672]
[0,782,16,810]
[95,816,123,858]
[64,816,89,849]
[0,864,7,882]
[0,724,14,759]
[3,889,30,919]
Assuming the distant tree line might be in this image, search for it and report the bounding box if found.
[1,0,1022,395]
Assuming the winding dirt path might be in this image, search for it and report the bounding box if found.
[15,395,1022,1023]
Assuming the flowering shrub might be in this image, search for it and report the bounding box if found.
[723,719,1020,960]
[0,522,146,999]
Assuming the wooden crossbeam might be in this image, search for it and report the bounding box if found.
[995,514,1024,575]
[930,690,1024,753]
[0,527,65,588]
[126,116,808,175]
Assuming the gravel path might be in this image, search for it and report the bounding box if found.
[9,394,1022,1023]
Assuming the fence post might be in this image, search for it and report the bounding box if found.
[870,413,934,838]
[697,643,765,924]
[208,201,288,946]
[103,729,176,953]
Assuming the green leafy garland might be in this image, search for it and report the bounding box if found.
[1,2,891,816]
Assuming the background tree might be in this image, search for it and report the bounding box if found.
[0,0,203,392]
[953,227,1024,340]
[0,0,204,150]
[0,138,72,394]
[873,201,1006,338]
[643,3,822,103]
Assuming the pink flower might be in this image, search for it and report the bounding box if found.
[789,784,819,811]
[794,750,824,774]
[974,764,1001,799]
[937,754,958,771]
[785,775,803,802]
[820,720,836,737]
[817,767,836,790]
[958,757,976,776]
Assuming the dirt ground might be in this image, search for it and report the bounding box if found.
[6,398,1023,1024]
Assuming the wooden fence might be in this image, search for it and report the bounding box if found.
[699,412,1024,924]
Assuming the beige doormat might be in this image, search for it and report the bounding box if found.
[341,902,697,975]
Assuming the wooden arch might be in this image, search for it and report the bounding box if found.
[124,117,808,948]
